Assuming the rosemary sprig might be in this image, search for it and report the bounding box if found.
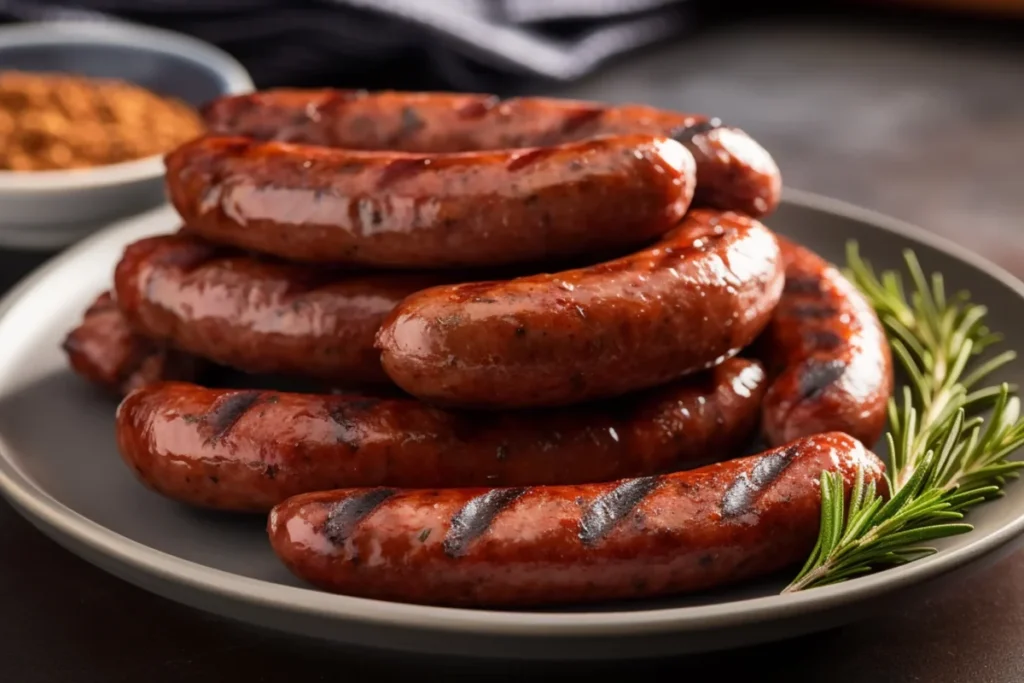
[783,242,1024,593]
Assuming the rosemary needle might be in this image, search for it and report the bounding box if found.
[783,242,1024,593]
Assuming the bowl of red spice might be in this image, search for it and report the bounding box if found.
[0,21,254,250]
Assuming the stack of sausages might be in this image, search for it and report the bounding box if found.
[62,89,894,608]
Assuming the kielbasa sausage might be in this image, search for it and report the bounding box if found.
[267,431,884,607]
[375,208,785,408]
[757,237,893,447]
[201,88,781,218]
[166,134,695,268]
[115,358,767,513]
[112,233,447,384]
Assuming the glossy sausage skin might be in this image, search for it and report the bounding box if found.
[115,358,767,513]
[62,292,200,396]
[758,237,893,447]
[201,88,781,218]
[166,133,695,268]
[267,432,884,607]
[112,233,447,384]
[375,209,785,408]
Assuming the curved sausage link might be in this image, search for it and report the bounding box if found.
[112,233,449,385]
[267,432,885,607]
[115,358,767,513]
[757,237,893,447]
[375,208,785,408]
[62,291,201,396]
[166,133,695,268]
[201,88,781,218]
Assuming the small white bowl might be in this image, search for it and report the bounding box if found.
[0,21,255,250]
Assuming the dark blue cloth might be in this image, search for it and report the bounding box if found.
[0,0,696,91]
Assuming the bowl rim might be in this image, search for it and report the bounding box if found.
[0,20,255,192]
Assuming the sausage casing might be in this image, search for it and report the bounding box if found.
[267,432,885,607]
[62,291,200,396]
[112,233,447,384]
[201,88,781,218]
[375,208,785,408]
[758,237,893,447]
[166,133,695,268]
[115,358,767,513]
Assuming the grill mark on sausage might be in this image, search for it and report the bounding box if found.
[400,106,425,135]
[506,147,557,172]
[797,358,848,400]
[288,108,314,128]
[203,390,260,440]
[783,273,824,294]
[788,302,840,319]
[376,157,432,189]
[670,118,722,144]
[579,476,662,546]
[721,444,800,517]
[326,403,360,450]
[313,90,367,121]
[323,488,397,545]
[443,487,527,558]
[802,329,844,351]
[326,398,381,449]
[559,106,606,136]
[456,97,499,120]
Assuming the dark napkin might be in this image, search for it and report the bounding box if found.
[0,0,697,91]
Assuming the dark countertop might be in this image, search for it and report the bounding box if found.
[2,10,1024,682]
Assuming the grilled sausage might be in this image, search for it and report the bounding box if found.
[757,237,893,447]
[115,358,767,513]
[267,431,885,607]
[375,208,785,408]
[166,133,695,268]
[201,88,781,218]
[62,291,200,396]
[112,233,448,384]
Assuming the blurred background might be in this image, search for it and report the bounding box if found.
[0,0,1021,276]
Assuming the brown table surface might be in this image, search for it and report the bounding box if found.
[2,9,1024,682]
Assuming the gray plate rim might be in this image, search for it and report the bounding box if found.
[1,189,1023,639]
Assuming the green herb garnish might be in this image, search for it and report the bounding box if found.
[784,242,1024,592]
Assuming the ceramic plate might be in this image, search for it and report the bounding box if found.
[2,190,1024,660]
